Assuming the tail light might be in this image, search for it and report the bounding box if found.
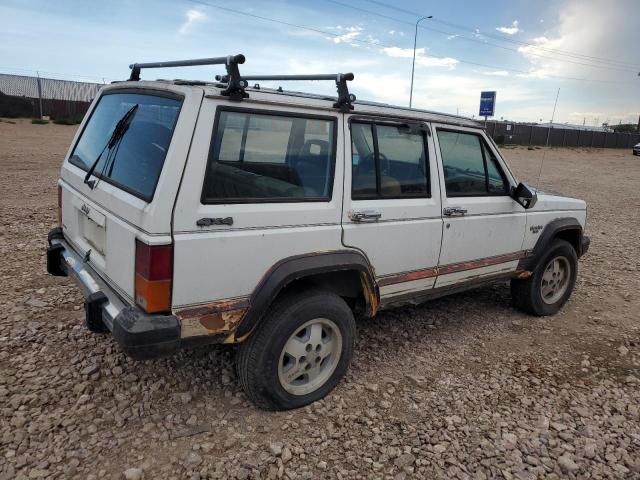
[57,185,62,227]
[135,239,173,313]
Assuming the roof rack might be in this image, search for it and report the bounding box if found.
[128,55,248,100]
[127,54,356,111]
[215,73,356,112]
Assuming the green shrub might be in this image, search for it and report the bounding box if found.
[31,118,49,125]
[52,114,83,125]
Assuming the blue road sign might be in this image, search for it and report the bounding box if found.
[479,91,496,117]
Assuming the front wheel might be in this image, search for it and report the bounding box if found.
[235,290,355,410]
[511,239,578,316]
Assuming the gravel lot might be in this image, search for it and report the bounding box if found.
[1,119,639,480]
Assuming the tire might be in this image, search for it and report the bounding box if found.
[235,290,356,410]
[511,239,578,316]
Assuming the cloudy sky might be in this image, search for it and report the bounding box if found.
[1,0,638,125]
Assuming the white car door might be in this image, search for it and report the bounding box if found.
[341,117,443,302]
[432,125,527,287]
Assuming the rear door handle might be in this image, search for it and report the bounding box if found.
[348,210,382,223]
[443,207,467,217]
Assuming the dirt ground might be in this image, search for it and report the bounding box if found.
[1,118,639,480]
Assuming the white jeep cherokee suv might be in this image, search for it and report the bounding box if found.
[47,55,590,410]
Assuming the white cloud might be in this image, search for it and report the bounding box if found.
[447,34,459,40]
[483,70,510,76]
[515,1,636,81]
[388,30,395,35]
[381,47,459,69]
[329,25,364,44]
[496,20,520,35]
[179,9,207,35]
[381,47,424,58]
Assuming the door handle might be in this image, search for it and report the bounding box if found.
[348,210,382,223]
[443,207,467,217]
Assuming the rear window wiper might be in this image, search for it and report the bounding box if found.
[84,104,139,189]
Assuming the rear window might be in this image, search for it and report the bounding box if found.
[69,92,182,201]
[201,109,336,203]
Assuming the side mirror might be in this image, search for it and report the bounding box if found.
[511,182,538,209]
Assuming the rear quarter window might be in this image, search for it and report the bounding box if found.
[201,109,336,203]
[69,91,182,201]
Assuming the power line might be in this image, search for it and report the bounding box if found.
[326,0,639,73]
[183,0,635,85]
[360,0,640,69]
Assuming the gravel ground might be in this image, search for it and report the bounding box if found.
[1,119,639,480]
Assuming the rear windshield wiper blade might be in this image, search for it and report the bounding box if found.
[84,104,139,188]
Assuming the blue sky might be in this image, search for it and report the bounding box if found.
[1,0,638,125]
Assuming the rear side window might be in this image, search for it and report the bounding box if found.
[436,130,509,196]
[69,92,182,201]
[351,122,429,199]
[202,110,336,203]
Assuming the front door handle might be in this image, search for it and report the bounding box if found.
[443,207,467,217]
[348,210,382,223]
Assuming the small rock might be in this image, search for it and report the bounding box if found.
[618,345,629,356]
[394,453,415,468]
[502,433,518,450]
[123,468,143,480]
[269,442,283,456]
[558,455,579,473]
[281,447,292,464]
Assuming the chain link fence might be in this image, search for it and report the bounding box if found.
[0,73,103,119]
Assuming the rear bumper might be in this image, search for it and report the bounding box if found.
[47,227,181,360]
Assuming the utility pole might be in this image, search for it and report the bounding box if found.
[409,15,432,108]
[36,71,43,119]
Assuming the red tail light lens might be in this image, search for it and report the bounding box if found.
[57,185,62,227]
[135,239,173,313]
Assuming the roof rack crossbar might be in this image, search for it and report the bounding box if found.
[129,54,248,100]
[215,73,356,112]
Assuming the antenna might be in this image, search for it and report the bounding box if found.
[535,87,560,191]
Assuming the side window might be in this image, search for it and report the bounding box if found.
[351,122,429,199]
[436,130,508,196]
[202,110,335,203]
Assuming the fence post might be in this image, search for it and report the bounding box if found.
[562,129,566,147]
[36,71,43,119]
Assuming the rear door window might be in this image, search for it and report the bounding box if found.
[69,92,182,201]
[351,121,429,199]
[201,109,336,203]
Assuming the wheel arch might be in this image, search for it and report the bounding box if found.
[522,217,585,272]
[234,250,379,340]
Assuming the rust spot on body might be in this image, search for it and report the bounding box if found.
[176,299,249,339]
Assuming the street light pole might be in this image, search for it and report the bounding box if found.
[409,15,432,108]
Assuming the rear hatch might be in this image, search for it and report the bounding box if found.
[59,82,202,305]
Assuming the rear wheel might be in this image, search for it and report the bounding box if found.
[236,290,355,410]
[511,239,578,316]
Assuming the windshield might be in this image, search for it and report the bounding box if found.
[70,92,182,201]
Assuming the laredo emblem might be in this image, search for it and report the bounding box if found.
[81,204,90,216]
[530,225,543,234]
